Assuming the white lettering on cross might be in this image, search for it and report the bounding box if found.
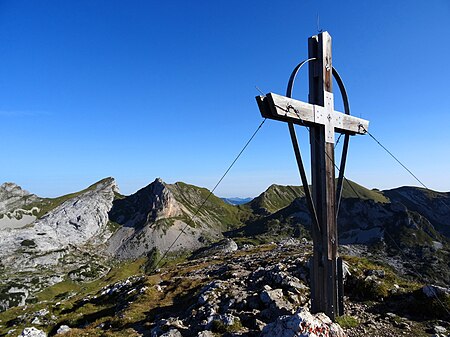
[257,92,369,143]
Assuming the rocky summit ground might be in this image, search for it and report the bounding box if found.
[1,239,449,337]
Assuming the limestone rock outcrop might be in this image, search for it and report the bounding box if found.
[0,182,39,214]
[0,178,118,311]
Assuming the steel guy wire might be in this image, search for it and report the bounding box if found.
[359,124,450,213]
[152,117,267,271]
[346,180,450,319]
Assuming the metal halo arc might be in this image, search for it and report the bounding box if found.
[285,58,351,224]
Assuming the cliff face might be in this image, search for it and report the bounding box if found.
[0,178,117,268]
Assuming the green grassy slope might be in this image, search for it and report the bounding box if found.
[246,184,305,214]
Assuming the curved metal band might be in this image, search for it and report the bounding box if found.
[285,59,351,228]
[286,57,316,98]
[285,58,320,234]
[332,67,350,218]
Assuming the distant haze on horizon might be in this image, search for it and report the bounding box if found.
[1,1,449,198]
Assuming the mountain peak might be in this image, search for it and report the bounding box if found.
[109,177,180,230]
[0,182,34,197]
[0,182,39,214]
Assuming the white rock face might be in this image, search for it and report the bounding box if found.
[0,178,117,269]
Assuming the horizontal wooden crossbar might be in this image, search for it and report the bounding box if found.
[256,93,369,135]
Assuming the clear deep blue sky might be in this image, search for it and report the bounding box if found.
[1,1,449,197]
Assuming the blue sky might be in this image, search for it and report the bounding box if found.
[1,1,449,197]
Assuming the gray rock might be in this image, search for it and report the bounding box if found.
[434,325,447,334]
[108,179,221,259]
[30,317,41,325]
[0,178,117,270]
[260,288,294,317]
[261,308,346,337]
[56,325,71,334]
[366,269,385,278]
[160,329,182,337]
[18,327,47,337]
[0,183,39,214]
[197,332,215,337]
[0,179,118,312]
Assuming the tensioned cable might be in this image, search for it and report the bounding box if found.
[344,175,450,319]
[152,118,267,271]
[335,133,343,149]
[360,125,450,213]
[361,126,428,191]
[289,108,450,316]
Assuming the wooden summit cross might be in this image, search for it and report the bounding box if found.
[256,31,369,320]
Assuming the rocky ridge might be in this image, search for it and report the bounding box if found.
[2,240,449,337]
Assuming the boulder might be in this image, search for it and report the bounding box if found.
[56,325,71,334]
[261,308,346,337]
[260,287,294,318]
[18,327,47,337]
[160,329,182,337]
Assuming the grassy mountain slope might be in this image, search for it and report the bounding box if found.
[246,184,304,214]
[340,180,389,203]
[169,182,249,230]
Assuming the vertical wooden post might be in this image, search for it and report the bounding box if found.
[308,32,340,320]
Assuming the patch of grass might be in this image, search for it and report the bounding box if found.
[20,239,36,247]
[59,328,142,337]
[144,248,161,274]
[343,255,421,301]
[37,258,145,303]
[336,315,359,328]
[211,318,243,333]
[107,221,122,233]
